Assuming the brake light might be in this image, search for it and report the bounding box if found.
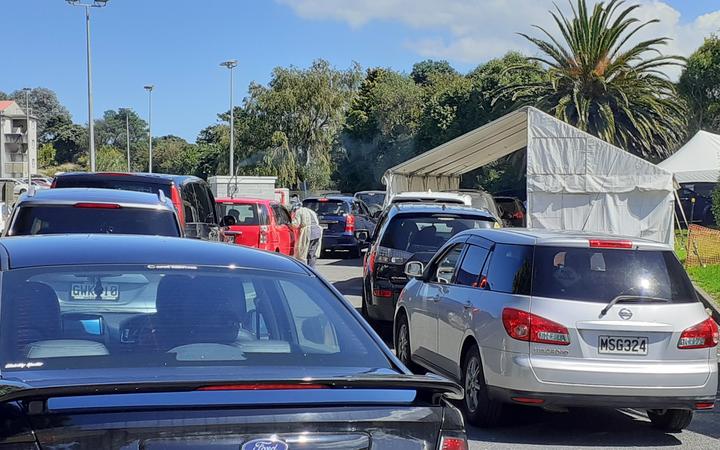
[589,239,633,249]
[367,251,376,273]
[318,198,329,202]
[695,402,715,410]
[345,214,356,233]
[678,318,719,349]
[512,397,545,404]
[502,308,570,345]
[73,202,121,209]
[198,383,326,391]
[439,436,468,450]
[373,289,393,298]
[512,211,524,220]
[260,225,267,244]
[170,185,185,226]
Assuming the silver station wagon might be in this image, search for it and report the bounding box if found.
[395,228,718,431]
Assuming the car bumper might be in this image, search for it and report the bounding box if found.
[481,347,718,407]
[322,233,358,251]
[366,280,403,322]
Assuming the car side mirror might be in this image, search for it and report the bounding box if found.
[354,230,370,243]
[405,261,424,279]
[220,215,236,227]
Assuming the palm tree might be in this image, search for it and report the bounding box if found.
[502,0,686,160]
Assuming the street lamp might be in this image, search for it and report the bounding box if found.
[125,109,131,172]
[65,0,110,172]
[220,60,238,177]
[22,88,31,188]
[144,85,154,173]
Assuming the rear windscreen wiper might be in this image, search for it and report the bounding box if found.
[599,295,670,317]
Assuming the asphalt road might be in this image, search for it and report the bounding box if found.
[315,256,720,449]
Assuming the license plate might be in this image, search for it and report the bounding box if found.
[598,336,648,355]
[320,223,328,229]
[70,283,120,301]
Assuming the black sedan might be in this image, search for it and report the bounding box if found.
[0,234,466,449]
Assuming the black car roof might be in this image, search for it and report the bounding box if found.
[16,188,172,208]
[303,195,355,203]
[0,234,309,272]
[54,172,206,186]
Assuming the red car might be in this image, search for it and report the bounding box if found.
[216,198,296,255]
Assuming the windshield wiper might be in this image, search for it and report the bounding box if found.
[599,295,670,318]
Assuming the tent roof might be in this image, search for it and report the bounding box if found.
[658,130,720,184]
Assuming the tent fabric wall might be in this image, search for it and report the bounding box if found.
[383,107,676,245]
[658,130,720,184]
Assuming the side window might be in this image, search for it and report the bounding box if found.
[258,204,270,226]
[181,183,198,223]
[485,244,533,295]
[351,201,361,215]
[279,279,339,353]
[456,245,491,287]
[434,244,464,284]
[272,205,290,225]
[192,183,214,224]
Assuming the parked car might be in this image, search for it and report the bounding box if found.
[445,189,502,222]
[493,196,527,227]
[676,185,716,226]
[354,190,386,216]
[389,191,470,207]
[303,196,376,257]
[52,172,220,240]
[0,177,49,196]
[360,203,498,322]
[3,188,182,237]
[0,234,466,449]
[217,197,296,255]
[396,228,718,431]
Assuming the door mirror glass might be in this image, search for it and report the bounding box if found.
[404,261,424,278]
[354,230,370,242]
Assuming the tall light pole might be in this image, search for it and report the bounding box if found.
[144,85,154,173]
[23,88,31,188]
[220,60,237,177]
[65,0,109,172]
[125,109,131,172]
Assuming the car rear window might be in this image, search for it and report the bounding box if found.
[495,199,519,213]
[356,193,385,207]
[218,203,259,225]
[303,199,349,216]
[380,214,495,253]
[0,266,392,372]
[9,206,180,237]
[532,247,697,303]
[54,177,172,197]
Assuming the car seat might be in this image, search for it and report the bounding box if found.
[10,282,61,357]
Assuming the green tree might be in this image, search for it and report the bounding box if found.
[152,135,199,175]
[410,60,459,85]
[8,87,72,144]
[95,108,148,149]
[503,0,686,160]
[52,123,88,165]
[38,143,57,168]
[96,146,126,172]
[679,35,720,134]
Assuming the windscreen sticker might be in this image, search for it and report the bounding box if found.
[4,361,44,370]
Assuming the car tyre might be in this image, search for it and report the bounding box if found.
[647,409,693,432]
[395,314,421,373]
[462,345,504,427]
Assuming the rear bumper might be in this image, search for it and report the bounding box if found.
[487,386,716,410]
[322,233,358,251]
[366,279,403,322]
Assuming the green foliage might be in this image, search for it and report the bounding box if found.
[679,35,720,134]
[38,143,57,168]
[152,135,199,175]
[410,60,458,85]
[52,123,88,165]
[503,0,687,160]
[713,178,720,225]
[8,87,72,144]
[96,146,126,172]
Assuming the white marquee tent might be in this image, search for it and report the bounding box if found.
[658,130,720,184]
[383,107,676,244]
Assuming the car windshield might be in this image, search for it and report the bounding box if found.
[54,178,172,197]
[381,214,495,253]
[9,206,180,237]
[532,247,697,303]
[356,193,386,208]
[0,265,392,373]
[218,203,259,225]
[303,199,349,216]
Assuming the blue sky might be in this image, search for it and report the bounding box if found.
[1,0,718,142]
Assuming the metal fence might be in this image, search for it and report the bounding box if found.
[686,224,720,267]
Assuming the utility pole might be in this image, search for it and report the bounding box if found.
[220,60,238,177]
[126,109,131,172]
[23,88,31,188]
[144,85,154,173]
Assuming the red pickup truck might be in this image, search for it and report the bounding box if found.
[216,198,296,255]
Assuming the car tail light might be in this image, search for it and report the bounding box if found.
[512,210,524,220]
[198,383,326,391]
[259,225,268,245]
[170,185,185,226]
[318,198,329,202]
[367,250,376,273]
[502,308,570,345]
[345,214,356,233]
[439,435,468,450]
[678,318,719,349]
[512,397,545,404]
[589,239,633,249]
[373,289,393,298]
[73,202,121,209]
[695,402,715,410]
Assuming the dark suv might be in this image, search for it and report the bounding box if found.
[52,172,220,240]
[303,196,376,257]
[360,203,497,322]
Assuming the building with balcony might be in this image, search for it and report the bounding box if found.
[0,100,37,179]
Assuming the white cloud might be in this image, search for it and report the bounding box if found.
[278,0,720,77]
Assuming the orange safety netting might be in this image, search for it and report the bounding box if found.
[686,225,720,267]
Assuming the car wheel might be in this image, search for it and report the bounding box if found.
[395,314,420,373]
[462,345,504,427]
[647,409,693,432]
